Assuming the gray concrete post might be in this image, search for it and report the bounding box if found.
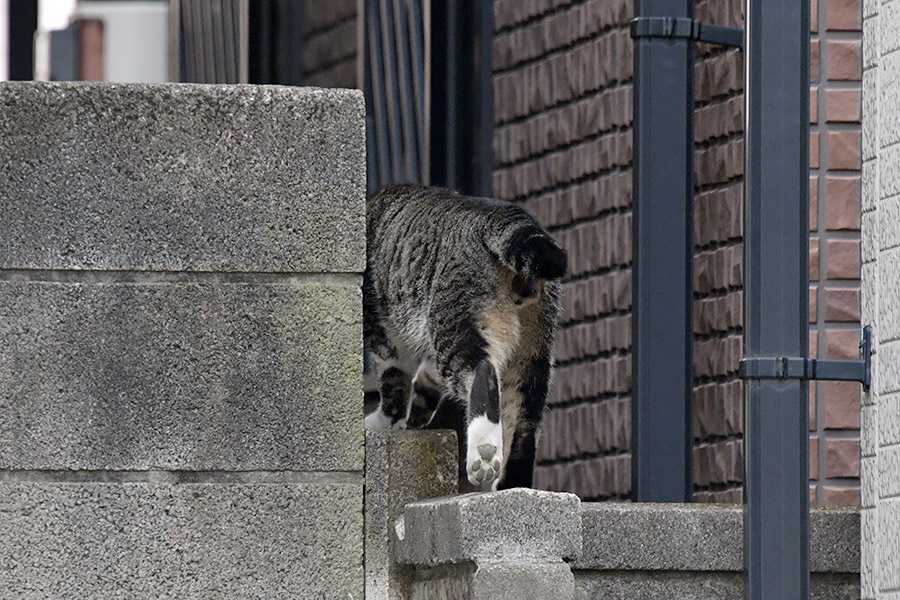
[0,82,366,598]
[365,430,459,600]
[394,489,582,600]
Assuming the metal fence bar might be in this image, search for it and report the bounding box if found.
[631,0,693,503]
[742,0,810,596]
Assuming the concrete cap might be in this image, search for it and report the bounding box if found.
[394,488,582,566]
[577,502,859,574]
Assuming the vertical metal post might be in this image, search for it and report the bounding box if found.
[631,0,694,502]
[743,0,810,597]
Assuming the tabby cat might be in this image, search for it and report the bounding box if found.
[363,184,566,489]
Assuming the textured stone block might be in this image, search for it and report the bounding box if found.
[879,499,900,591]
[0,82,365,273]
[578,502,860,574]
[577,503,742,571]
[882,195,900,250]
[827,239,861,279]
[828,40,863,80]
[824,287,861,321]
[396,489,582,566]
[827,438,861,478]
[882,51,900,148]
[826,175,862,230]
[879,248,900,340]
[826,89,863,122]
[878,445,900,499]
[0,279,363,471]
[0,481,363,599]
[365,430,458,600]
[573,571,859,600]
[824,381,861,429]
[880,394,900,447]
[828,130,862,170]
[881,144,900,200]
[827,0,862,30]
[862,71,878,162]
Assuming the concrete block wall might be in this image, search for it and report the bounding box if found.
[0,82,366,598]
[393,491,859,600]
[861,0,900,596]
[575,503,860,600]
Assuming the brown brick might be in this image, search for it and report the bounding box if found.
[811,330,818,359]
[810,382,818,430]
[810,286,818,322]
[810,237,820,280]
[827,130,861,170]
[811,39,820,82]
[811,87,819,123]
[827,328,861,359]
[825,0,861,31]
[825,89,862,122]
[810,131,820,169]
[825,438,860,477]
[822,486,860,506]
[827,40,862,80]
[810,436,819,480]
[826,239,860,278]
[811,0,819,32]
[825,175,861,229]
[824,380,861,428]
[810,176,819,230]
[824,287,860,321]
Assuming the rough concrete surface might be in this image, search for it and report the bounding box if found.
[0,279,363,471]
[396,488,582,566]
[365,430,459,600]
[0,82,365,273]
[408,562,575,600]
[573,570,860,600]
[0,482,363,599]
[577,502,860,574]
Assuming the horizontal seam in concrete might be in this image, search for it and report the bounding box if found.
[0,269,363,286]
[0,470,363,484]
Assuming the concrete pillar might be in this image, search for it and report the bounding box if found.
[0,82,365,598]
[365,430,459,600]
[861,1,900,597]
[394,489,582,600]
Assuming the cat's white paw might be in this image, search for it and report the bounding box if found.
[365,410,407,430]
[466,416,503,486]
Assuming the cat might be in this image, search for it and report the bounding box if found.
[363,184,566,490]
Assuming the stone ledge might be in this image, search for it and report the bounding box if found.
[577,502,859,574]
[0,81,365,273]
[395,488,582,566]
[0,481,363,599]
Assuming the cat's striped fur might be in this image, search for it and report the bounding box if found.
[363,184,566,489]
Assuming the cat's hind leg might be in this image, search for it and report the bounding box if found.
[465,360,504,486]
[405,362,443,428]
[364,353,415,429]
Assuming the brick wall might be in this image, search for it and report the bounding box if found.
[691,0,863,505]
[302,0,358,88]
[691,0,745,504]
[491,0,635,500]
[809,0,863,506]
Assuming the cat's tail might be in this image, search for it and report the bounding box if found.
[487,211,568,281]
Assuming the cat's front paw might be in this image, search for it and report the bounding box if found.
[465,417,503,486]
[365,410,407,430]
